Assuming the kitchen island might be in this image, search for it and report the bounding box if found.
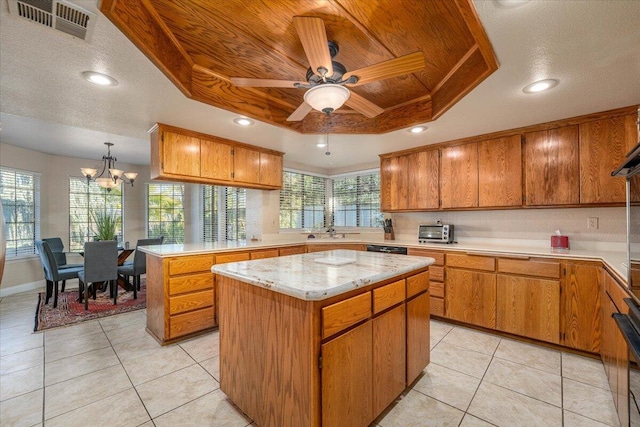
[212,250,434,427]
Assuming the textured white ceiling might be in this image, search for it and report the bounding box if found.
[1,0,639,172]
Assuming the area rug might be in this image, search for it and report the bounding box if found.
[34,280,146,332]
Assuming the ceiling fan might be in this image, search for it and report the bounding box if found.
[230,16,426,122]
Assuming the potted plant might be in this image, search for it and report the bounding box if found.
[91,209,119,241]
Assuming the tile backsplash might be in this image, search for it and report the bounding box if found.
[389,206,626,247]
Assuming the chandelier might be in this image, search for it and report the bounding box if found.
[80,142,138,191]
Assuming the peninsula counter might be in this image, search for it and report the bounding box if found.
[212,250,435,427]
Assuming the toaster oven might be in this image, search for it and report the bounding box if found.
[418,224,454,244]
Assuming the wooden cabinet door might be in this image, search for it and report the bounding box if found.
[372,304,406,416]
[496,275,560,343]
[440,142,478,208]
[200,139,233,181]
[259,152,283,187]
[562,263,601,352]
[408,150,439,210]
[380,156,394,211]
[445,269,496,328]
[478,135,522,207]
[524,126,579,206]
[162,131,200,176]
[406,291,430,385]
[322,320,373,427]
[233,147,261,184]
[580,114,637,204]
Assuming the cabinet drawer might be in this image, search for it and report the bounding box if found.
[430,281,444,298]
[279,245,306,256]
[497,258,560,279]
[374,280,406,314]
[215,252,250,264]
[446,253,495,271]
[407,271,429,298]
[407,249,444,265]
[322,292,371,338]
[431,297,445,316]
[250,249,279,260]
[168,255,214,276]
[169,289,214,315]
[169,308,215,339]
[169,272,213,296]
[430,266,444,282]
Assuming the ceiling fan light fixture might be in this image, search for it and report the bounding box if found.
[522,79,559,94]
[303,84,350,114]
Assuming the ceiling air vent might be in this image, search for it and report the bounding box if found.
[7,0,96,41]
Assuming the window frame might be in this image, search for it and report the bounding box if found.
[68,176,123,252]
[201,185,246,243]
[146,182,185,244]
[279,169,328,231]
[0,167,41,259]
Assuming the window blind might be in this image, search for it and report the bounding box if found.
[202,185,246,242]
[69,177,123,251]
[147,183,185,244]
[0,167,40,257]
[279,170,327,229]
[331,171,381,227]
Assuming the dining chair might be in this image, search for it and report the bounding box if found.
[118,237,163,297]
[42,237,82,292]
[78,241,118,310]
[35,240,83,308]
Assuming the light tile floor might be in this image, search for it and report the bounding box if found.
[0,288,620,427]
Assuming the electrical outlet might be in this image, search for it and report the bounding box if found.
[588,217,599,229]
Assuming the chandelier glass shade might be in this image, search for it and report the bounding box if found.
[303,84,350,115]
[81,142,138,190]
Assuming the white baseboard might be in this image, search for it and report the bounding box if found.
[0,280,45,297]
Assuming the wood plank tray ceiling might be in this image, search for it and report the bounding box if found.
[99,0,498,134]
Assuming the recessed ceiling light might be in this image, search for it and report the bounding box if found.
[316,142,327,148]
[495,0,530,7]
[522,79,559,94]
[82,71,118,86]
[408,126,427,134]
[233,117,254,126]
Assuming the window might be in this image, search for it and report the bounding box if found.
[69,177,123,252]
[332,171,381,227]
[0,167,40,258]
[279,170,381,230]
[147,183,184,244]
[279,171,327,229]
[202,186,246,242]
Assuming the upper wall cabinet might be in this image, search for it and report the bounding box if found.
[579,114,637,204]
[380,150,439,211]
[150,123,284,190]
[379,105,638,212]
[524,126,580,206]
[478,135,522,207]
[440,142,478,209]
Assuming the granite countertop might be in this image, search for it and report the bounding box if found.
[138,237,628,283]
[211,249,435,301]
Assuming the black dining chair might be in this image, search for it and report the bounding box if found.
[42,237,82,292]
[78,241,118,310]
[117,238,163,297]
[35,240,83,308]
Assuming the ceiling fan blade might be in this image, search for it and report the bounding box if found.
[345,92,384,118]
[230,77,305,88]
[293,16,333,78]
[286,102,313,121]
[343,52,425,86]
